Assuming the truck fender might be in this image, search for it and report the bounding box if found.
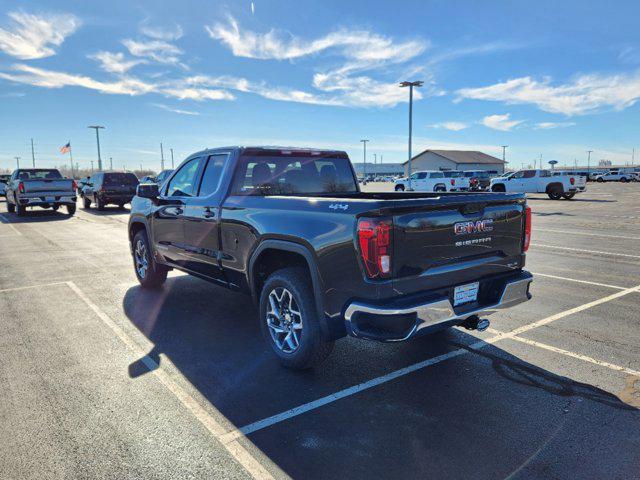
[545,182,564,194]
[249,239,328,338]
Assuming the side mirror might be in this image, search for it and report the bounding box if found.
[137,183,159,200]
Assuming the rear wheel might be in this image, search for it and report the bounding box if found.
[7,200,15,213]
[51,205,59,211]
[596,177,604,182]
[620,177,628,183]
[133,230,167,288]
[118,203,125,209]
[83,197,91,209]
[260,267,334,369]
[15,202,25,216]
[434,185,446,192]
[96,197,105,211]
[491,184,505,192]
[395,185,405,192]
[561,192,576,200]
[66,203,76,215]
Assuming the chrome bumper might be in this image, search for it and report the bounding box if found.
[344,272,532,342]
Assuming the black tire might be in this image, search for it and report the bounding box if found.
[434,185,446,192]
[66,203,76,215]
[132,230,167,288]
[561,192,576,200]
[96,197,105,211]
[620,177,628,183]
[15,202,25,216]
[395,185,405,192]
[83,197,91,209]
[259,267,334,369]
[118,203,125,209]
[491,184,505,192]
[596,177,604,182]
[52,205,59,211]
[7,200,15,213]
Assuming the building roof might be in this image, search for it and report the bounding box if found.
[402,149,505,165]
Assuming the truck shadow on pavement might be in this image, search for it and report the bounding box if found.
[0,209,74,223]
[81,206,130,216]
[122,275,639,479]
[527,197,616,203]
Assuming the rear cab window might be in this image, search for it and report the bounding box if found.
[232,150,358,195]
[103,173,139,186]
[17,169,62,180]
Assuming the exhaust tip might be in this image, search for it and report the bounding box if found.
[463,315,490,332]
[476,318,490,332]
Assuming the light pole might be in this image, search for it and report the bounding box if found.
[160,142,165,171]
[400,81,423,190]
[109,157,113,170]
[501,145,508,164]
[88,125,105,171]
[90,160,94,173]
[14,156,20,168]
[586,150,593,175]
[360,139,369,183]
[170,148,175,169]
[31,138,36,167]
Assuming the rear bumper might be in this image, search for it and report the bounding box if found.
[98,194,134,204]
[18,195,76,205]
[344,270,532,342]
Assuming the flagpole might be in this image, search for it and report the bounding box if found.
[68,144,74,178]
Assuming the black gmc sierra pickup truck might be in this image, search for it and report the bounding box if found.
[128,147,533,369]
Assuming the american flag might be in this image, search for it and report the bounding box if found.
[60,142,71,154]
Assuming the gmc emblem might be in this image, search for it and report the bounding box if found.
[454,219,494,235]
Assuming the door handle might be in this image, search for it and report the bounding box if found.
[203,207,215,218]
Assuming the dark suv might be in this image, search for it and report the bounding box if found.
[83,172,139,210]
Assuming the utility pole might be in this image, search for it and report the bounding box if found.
[170,148,175,169]
[160,142,165,171]
[90,160,94,173]
[88,125,105,171]
[15,156,20,168]
[586,150,593,174]
[31,138,36,167]
[360,139,369,183]
[109,157,113,170]
[632,148,635,166]
[140,163,143,172]
[400,80,423,190]
[501,145,508,164]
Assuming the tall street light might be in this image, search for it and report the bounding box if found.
[586,150,593,174]
[400,81,423,190]
[88,125,105,171]
[360,139,369,183]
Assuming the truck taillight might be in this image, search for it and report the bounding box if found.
[72,180,77,191]
[357,217,392,279]
[450,179,455,186]
[523,206,532,252]
[570,177,575,185]
[18,182,25,194]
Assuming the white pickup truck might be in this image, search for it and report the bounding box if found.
[394,170,465,192]
[5,168,77,215]
[594,171,634,183]
[490,169,586,200]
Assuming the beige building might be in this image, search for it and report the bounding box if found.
[403,150,506,176]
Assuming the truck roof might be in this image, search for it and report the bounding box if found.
[187,146,349,158]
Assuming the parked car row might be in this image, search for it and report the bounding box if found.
[491,169,586,200]
[394,169,499,192]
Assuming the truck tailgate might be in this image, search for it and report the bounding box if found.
[23,179,74,194]
[390,196,526,295]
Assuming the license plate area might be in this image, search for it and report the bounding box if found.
[453,282,479,306]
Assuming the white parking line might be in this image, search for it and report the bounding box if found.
[529,272,627,290]
[65,281,275,480]
[0,214,22,235]
[487,328,640,377]
[536,228,640,241]
[0,281,69,293]
[531,243,640,259]
[220,282,640,441]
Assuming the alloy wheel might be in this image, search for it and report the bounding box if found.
[266,287,303,353]
[134,240,149,279]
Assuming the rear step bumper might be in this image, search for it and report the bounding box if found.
[344,271,532,342]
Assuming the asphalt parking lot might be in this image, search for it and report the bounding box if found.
[1,182,639,479]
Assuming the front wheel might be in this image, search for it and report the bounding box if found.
[561,192,576,200]
[15,202,25,216]
[133,230,167,288]
[395,185,405,192]
[96,197,105,211]
[66,204,76,215]
[620,177,628,183]
[260,267,334,369]
[596,177,604,182]
[83,197,91,209]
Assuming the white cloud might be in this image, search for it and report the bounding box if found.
[122,38,183,65]
[534,121,575,130]
[429,121,468,131]
[457,72,640,116]
[140,23,183,41]
[205,15,426,63]
[0,64,234,102]
[481,113,524,131]
[89,51,146,74]
[150,103,200,115]
[0,11,80,59]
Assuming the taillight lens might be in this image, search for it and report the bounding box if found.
[450,179,455,186]
[18,182,24,193]
[570,177,575,185]
[523,206,532,252]
[72,180,77,191]
[357,217,392,279]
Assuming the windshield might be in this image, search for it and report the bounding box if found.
[233,153,358,195]
[17,169,62,180]
[104,173,139,186]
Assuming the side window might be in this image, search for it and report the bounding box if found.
[166,157,202,197]
[198,154,228,196]
[522,170,536,178]
[430,172,444,178]
[512,171,525,179]
[417,172,427,179]
[540,170,551,178]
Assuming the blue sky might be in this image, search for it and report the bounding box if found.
[0,0,639,172]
